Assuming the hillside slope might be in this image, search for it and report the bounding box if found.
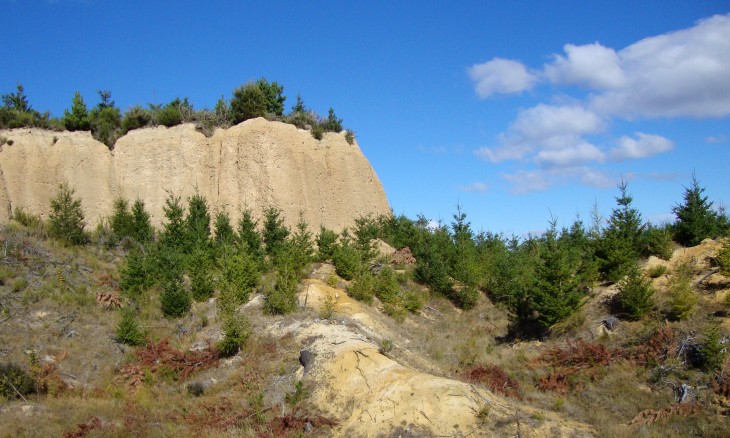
[0,118,390,230]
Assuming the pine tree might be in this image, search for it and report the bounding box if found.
[160,273,191,318]
[615,263,654,320]
[160,193,186,250]
[185,193,211,247]
[262,207,289,256]
[130,199,153,244]
[673,173,721,247]
[599,181,645,282]
[48,183,86,246]
[110,197,134,244]
[63,91,90,131]
[213,210,235,246]
[115,307,146,346]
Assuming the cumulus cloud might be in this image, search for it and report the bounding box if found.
[474,104,607,165]
[458,181,489,193]
[589,14,730,118]
[610,132,674,161]
[468,58,537,98]
[544,43,626,89]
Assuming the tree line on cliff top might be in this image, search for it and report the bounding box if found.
[15,172,729,340]
[0,81,354,148]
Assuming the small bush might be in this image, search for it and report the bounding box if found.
[452,285,480,310]
[718,239,730,277]
[647,264,668,278]
[160,275,191,318]
[0,362,36,399]
[311,123,324,140]
[48,183,87,246]
[115,307,146,346]
[345,130,355,145]
[121,105,152,134]
[616,264,654,320]
[217,312,250,357]
[332,242,362,280]
[264,270,298,315]
[187,382,205,397]
[347,272,375,303]
[12,207,43,229]
[319,295,335,320]
[699,324,726,372]
[668,265,697,321]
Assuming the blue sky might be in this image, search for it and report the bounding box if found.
[2,0,729,236]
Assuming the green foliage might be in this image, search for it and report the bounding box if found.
[315,226,338,261]
[160,274,191,318]
[668,264,697,321]
[119,249,155,299]
[237,208,262,254]
[345,130,355,145]
[311,123,324,140]
[332,240,363,280]
[286,95,318,129]
[374,267,400,304]
[110,197,134,245]
[255,78,286,117]
[63,91,90,131]
[597,181,645,282]
[285,381,308,407]
[185,193,211,247]
[214,96,230,126]
[189,247,214,301]
[647,264,668,278]
[286,215,314,275]
[264,265,299,315]
[48,183,87,246]
[347,271,375,303]
[156,102,183,127]
[115,306,146,346]
[230,82,268,124]
[699,323,726,372]
[718,239,730,277]
[130,199,153,244]
[643,224,674,260]
[262,207,289,256]
[453,285,480,310]
[1,83,51,129]
[213,210,236,246]
[321,108,343,133]
[673,174,724,247]
[12,207,43,229]
[217,248,260,309]
[0,362,35,399]
[89,90,121,148]
[160,193,187,251]
[217,312,250,357]
[615,264,654,320]
[121,105,152,134]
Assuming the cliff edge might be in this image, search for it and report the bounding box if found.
[0,118,390,231]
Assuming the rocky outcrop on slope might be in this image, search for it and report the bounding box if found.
[0,118,390,231]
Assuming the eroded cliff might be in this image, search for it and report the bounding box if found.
[0,118,390,231]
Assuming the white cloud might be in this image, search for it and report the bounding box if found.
[610,132,674,161]
[475,104,607,165]
[468,58,537,98]
[458,181,489,193]
[502,167,618,194]
[706,134,727,144]
[590,14,730,118]
[544,43,626,89]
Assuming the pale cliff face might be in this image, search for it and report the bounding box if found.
[0,118,390,231]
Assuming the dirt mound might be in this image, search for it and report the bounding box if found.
[277,270,596,437]
[0,119,390,231]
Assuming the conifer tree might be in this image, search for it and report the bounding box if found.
[598,181,645,282]
[110,197,134,244]
[262,207,289,256]
[213,210,235,246]
[615,263,654,320]
[673,173,722,247]
[130,199,153,244]
[48,183,87,246]
[63,91,90,131]
[160,193,186,250]
[185,193,211,247]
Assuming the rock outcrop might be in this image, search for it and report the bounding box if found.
[0,118,390,231]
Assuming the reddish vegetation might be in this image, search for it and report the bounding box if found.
[461,365,522,399]
[627,326,679,366]
[391,247,416,265]
[119,338,220,388]
[539,339,623,368]
[61,417,103,438]
[712,370,730,398]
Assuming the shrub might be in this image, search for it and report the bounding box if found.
[264,268,298,315]
[115,307,146,346]
[718,239,730,277]
[62,91,90,131]
[89,90,121,148]
[345,130,355,145]
[110,197,134,245]
[230,82,268,124]
[48,183,87,246]
[332,241,362,280]
[189,248,214,302]
[217,312,250,357]
[157,100,183,127]
[348,272,375,303]
[668,264,697,321]
[453,284,480,310]
[160,274,191,318]
[644,224,674,260]
[699,324,726,372]
[262,207,289,256]
[615,264,654,320]
[673,174,724,247]
[316,226,338,261]
[121,105,152,134]
[374,267,400,303]
[119,249,155,298]
[647,264,668,278]
[311,123,324,140]
[12,207,43,229]
[321,108,343,133]
[0,362,35,399]
[218,250,261,308]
